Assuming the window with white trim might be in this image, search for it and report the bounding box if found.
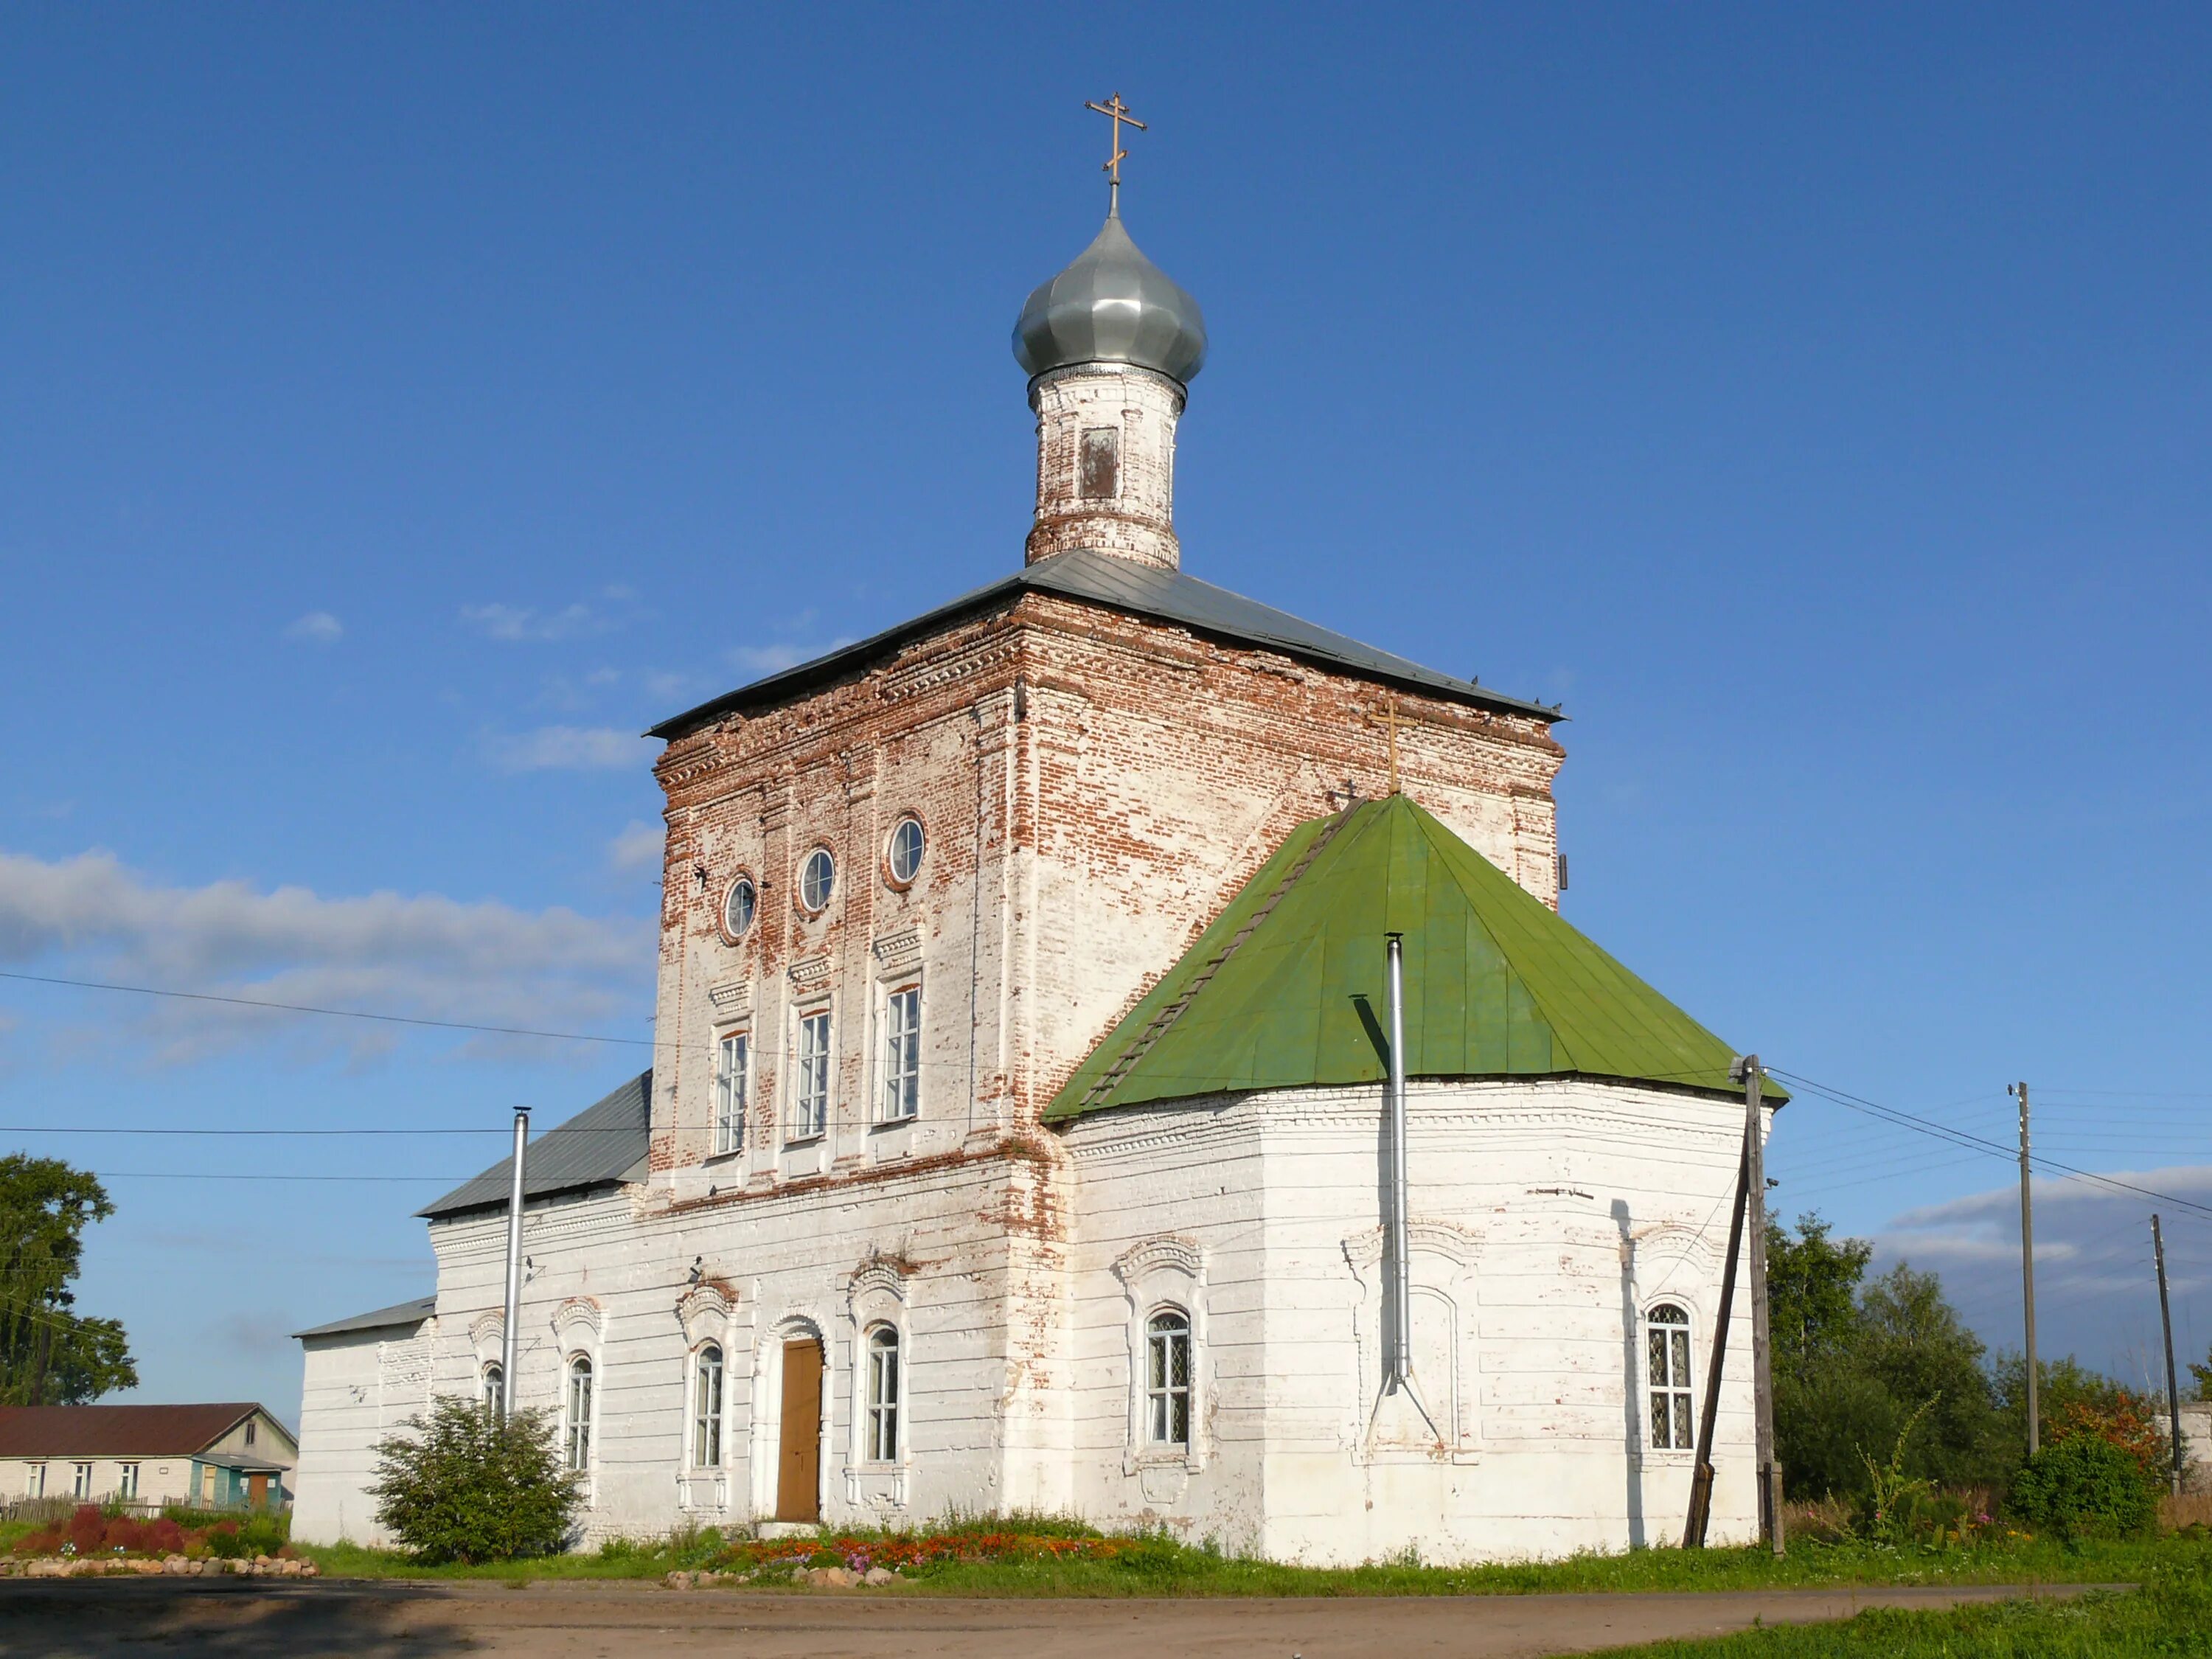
[723,876,757,941]
[714,1031,749,1155]
[692,1344,724,1467]
[119,1463,139,1500]
[865,1325,900,1463]
[481,1363,504,1412]
[72,1462,92,1499]
[1145,1308,1192,1448]
[791,1007,830,1140]
[879,985,919,1121]
[564,1354,594,1472]
[25,1464,44,1498]
[886,817,924,885]
[800,848,835,914]
[1646,1302,1694,1452]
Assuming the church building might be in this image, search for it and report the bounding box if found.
[294,141,1775,1564]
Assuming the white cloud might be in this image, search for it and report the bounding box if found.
[481,726,647,773]
[608,821,663,874]
[1867,1165,2212,1381]
[462,602,602,642]
[0,846,653,1068]
[284,611,344,644]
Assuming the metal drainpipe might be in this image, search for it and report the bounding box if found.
[1385,933,1411,1388]
[501,1107,529,1416]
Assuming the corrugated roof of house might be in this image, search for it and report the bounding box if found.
[292,1295,437,1341]
[1047,793,1784,1122]
[0,1404,275,1459]
[418,1070,651,1220]
[648,549,1561,740]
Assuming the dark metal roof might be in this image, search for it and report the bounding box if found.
[292,1295,437,1341]
[0,1404,279,1459]
[649,550,1561,741]
[419,1070,651,1220]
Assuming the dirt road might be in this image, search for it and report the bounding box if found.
[0,1576,2091,1658]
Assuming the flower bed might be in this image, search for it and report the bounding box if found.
[5,1505,313,1578]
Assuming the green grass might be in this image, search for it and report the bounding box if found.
[1590,1568,2212,1656]
[292,1526,2212,1598]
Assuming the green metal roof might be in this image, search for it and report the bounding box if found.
[1046,795,1781,1122]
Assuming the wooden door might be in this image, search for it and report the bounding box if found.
[247,1472,268,1509]
[775,1338,823,1522]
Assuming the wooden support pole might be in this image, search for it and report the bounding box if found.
[1684,1096,1753,1549]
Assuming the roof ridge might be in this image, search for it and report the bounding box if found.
[1075,804,1360,1111]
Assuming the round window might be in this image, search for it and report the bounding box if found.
[722,877,757,942]
[799,848,835,913]
[887,817,924,885]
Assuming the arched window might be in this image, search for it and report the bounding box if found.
[1145,1308,1192,1448]
[480,1363,504,1413]
[865,1326,900,1463]
[1646,1303,1694,1451]
[692,1344,724,1467]
[563,1355,594,1472]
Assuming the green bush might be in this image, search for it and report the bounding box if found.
[368,1395,581,1564]
[2006,1433,2157,1541]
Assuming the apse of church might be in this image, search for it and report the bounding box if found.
[293,106,1767,1565]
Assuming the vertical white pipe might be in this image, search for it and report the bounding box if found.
[1385,933,1410,1387]
[501,1107,529,1416]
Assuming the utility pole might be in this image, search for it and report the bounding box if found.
[500,1107,530,1417]
[1740,1054,1783,1557]
[2154,1214,2183,1498]
[2010,1081,2039,1457]
[1685,1064,1756,1550]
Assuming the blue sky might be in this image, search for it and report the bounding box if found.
[3,4,2208,1420]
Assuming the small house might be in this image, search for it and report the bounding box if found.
[0,1403,296,1512]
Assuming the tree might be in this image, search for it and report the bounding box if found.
[2188,1342,2211,1403]
[1851,1262,2006,1490]
[1767,1215,2007,1498]
[369,1394,581,1563]
[1769,1214,1889,1499]
[0,1155,137,1405]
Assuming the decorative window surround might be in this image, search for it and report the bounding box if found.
[1627,1224,1718,1463]
[843,1260,911,1512]
[872,927,922,974]
[1111,1237,1206,1482]
[1343,1222,1484,1465]
[552,1298,605,1352]
[675,1281,746,1512]
[467,1312,504,1371]
[707,980,751,1016]
[788,956,832,990]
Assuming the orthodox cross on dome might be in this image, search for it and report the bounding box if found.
[1085,92,1146,213]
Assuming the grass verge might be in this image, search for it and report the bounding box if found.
[296,1526,2211,1597]
[1590,1568,2212,1655]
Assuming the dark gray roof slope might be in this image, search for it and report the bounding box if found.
[420,1071,651,1220]
[649,550,1561,741]
[293,1295,437,1341]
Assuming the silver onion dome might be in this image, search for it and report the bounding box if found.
[1013,209,1208,386]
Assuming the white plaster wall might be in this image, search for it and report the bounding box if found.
[331,1075,1766,1565]
[291,1319,434,1545]
[420,1159,1034,1544]
[1062,1079,1769,1565]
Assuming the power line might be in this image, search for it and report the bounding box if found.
[0,1125,613,1138]
[1772,1068,2212,1222]
[0,970,655,1049]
